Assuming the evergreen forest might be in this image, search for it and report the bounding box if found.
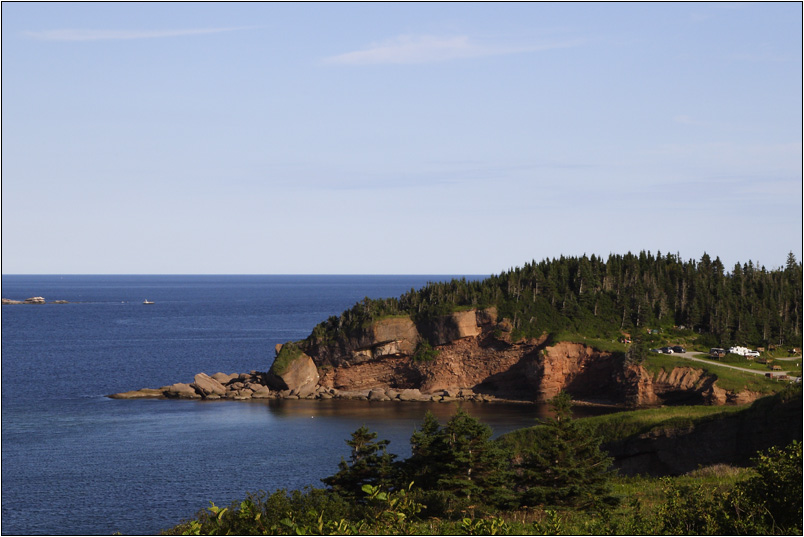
[308,251,803,349]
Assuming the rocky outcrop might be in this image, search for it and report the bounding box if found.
[267,349,320,398]
[614,365,764,407]
[109,371,278,401]
[309,311,627,403]
[528,341,622,402]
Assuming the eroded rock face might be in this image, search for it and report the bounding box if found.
[313,314,624,402]
[419,310,484,346]
[619,364,659,407]
[304,310,765,406]
[616,365,764,407]
[370,317,420,353]
[529,342,620,402]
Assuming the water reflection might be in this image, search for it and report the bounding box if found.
[240,398,613,438]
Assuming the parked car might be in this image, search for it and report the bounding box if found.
[672,346,686,353]
[746,351,760,358]
[660,347,674,354]
[650,348,662,353]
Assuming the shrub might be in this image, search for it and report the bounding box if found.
[412,340,440,362]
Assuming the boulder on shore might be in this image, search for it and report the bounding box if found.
[211,372,237,384]
[397,388,427,401]
[268,350,320,398]
[368,388,390,401]
[164,383,201,399]
[192,373,227,397]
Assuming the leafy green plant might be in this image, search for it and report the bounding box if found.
[461,515,507,535]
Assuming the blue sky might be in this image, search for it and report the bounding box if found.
[2,2,801,274]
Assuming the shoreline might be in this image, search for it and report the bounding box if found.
[107,370,628,408]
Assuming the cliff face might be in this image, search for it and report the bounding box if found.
[270,308,761,407]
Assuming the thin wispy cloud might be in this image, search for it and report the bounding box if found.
[24,27,252,41]
[324,34,583,65]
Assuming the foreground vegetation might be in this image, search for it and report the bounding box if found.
[165,387,802,536]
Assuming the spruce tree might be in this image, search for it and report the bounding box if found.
[518,392,615,508]
[401,410,517,515]
[322,425,397,501]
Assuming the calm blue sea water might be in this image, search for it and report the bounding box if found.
[1,275,565,535]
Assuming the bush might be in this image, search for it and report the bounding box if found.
[657,440,802,535]
[412,340,439,362]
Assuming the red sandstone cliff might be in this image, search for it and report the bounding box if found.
[271,308,762,407]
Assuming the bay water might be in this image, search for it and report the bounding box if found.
[2,275,575,535]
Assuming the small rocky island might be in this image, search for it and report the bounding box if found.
[2,296,69,305]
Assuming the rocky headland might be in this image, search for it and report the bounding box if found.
[110,307,764,407]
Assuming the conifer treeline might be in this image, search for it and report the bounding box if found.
[309,252,802,348]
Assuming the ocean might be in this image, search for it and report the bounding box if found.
[2,275,569,535]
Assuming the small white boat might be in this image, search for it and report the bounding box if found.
[143,299,155,305]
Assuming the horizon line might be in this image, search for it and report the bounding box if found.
[1,273,490,277]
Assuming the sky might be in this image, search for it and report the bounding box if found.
[2,2,801,275]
